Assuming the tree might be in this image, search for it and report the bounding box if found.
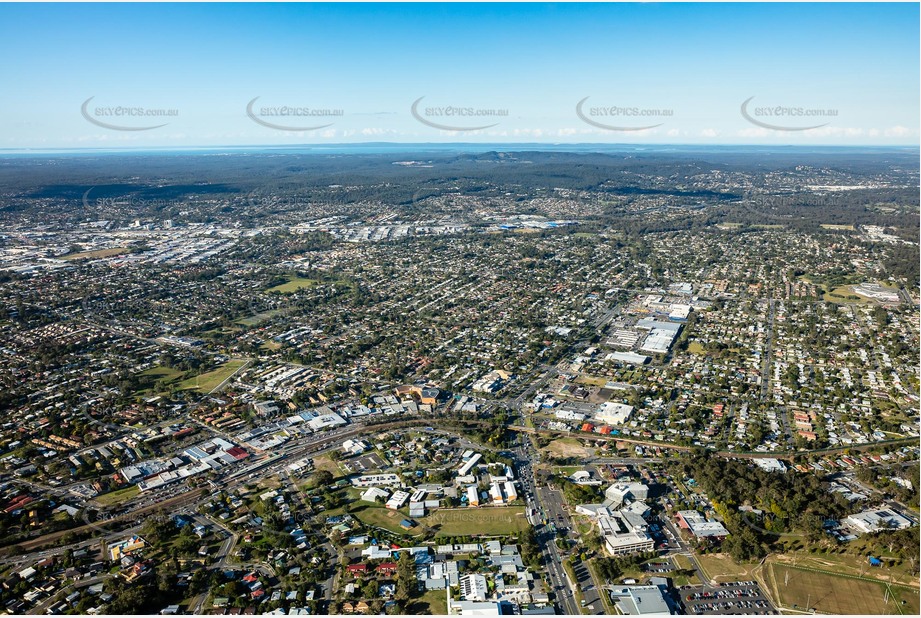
[313,470,334,488]
[396,551,415,600]
[220,580,245,597]
[362,580,379,599]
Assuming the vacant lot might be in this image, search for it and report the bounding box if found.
[95,485,139,506]
[546,437,593,459]
[575,375,608,387]
[179,359,247,393]
[312,454,345,479]
[422,506,529,537]
[545,437,592,458]
[695,553,758,583]
[266,276,318,294]
[766,563,919,615]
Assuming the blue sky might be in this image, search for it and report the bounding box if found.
[0,2,918,148]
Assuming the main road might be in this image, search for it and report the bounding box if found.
[514,436,581,615]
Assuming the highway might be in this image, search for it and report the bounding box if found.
[514,436,581,615]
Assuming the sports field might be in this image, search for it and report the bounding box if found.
[765,563,919,615]
[351,506,414,534]
[266,276,318,293]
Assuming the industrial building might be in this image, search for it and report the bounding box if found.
[637,319,682,355]
[595,402,635,425]
[845,508,914,534]
[608,351,650,365]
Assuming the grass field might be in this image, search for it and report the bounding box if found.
[351,506,415,535]
[765,563,919,615]
[673,554,694,571]
[179,359,247,393]
[421,507,529,537]
[138,366,184,379]
[670,554,702,586]
[687,342,706,355]
[553,465,586,476]
[136,365,185,388]
[771,550,920,588]
[95,485,139,506]
[823,285,869,304]
[62,247,129,260]
[266,276,319,294]
[820,224,856,231]
[408,589,447,615]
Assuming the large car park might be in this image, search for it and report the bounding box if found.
[683,582,775,615]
